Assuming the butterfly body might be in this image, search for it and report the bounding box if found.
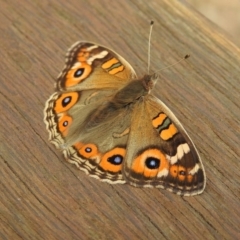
[44,42,206,196]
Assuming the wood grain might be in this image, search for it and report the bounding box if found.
[1,0,239,239]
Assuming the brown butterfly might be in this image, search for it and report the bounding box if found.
[44,37,206,196]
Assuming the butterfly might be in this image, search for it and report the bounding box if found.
[44,40,206,196]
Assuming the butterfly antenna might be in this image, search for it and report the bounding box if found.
[147,20,154,74]
[155,54,190,73]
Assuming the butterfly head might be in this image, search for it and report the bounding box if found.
[141,73,158,93]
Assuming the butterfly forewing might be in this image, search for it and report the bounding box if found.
[56,42,137,91]
[123,95,205,196]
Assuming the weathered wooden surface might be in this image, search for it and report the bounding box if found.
[1,0,240,239]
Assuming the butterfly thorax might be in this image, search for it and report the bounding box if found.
[83,74,158,131]
[110,73,158,109]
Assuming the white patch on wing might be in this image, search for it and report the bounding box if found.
[182,143,190,154]
[157,168,169,178]
[166,143,190,164]
[87,45,98,51]
[87,50,108,64]
[189,164,200,175]
[72,62,82,69]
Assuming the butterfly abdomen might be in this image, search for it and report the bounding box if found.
[85,75,157,129]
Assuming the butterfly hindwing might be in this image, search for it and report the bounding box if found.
[44,89,114,147]
[62,101,133,183]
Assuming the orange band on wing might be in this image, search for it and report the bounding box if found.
[160,123,178,140]
[152,113,167,128]
[101,57,124,75]
[101,58,119,69]
[108,65,124,75]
